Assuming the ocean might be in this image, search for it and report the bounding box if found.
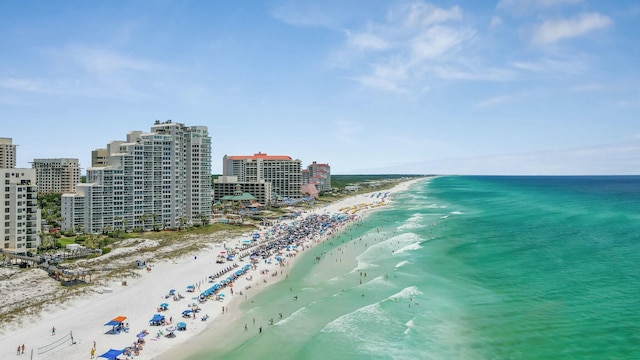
[191,176,640,359]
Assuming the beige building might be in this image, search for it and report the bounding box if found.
[0,137,17,169]
[222,152,302,200]
[1,168,41,253]
[91,148,109,167]
[32,158,81,194]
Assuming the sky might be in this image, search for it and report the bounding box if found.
[1,0,639,175]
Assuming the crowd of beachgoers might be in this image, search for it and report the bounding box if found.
[0,179,421,360]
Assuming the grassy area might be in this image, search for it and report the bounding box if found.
[134,222,247,242]
[58,237,76,247]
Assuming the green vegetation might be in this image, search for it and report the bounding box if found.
[37,193,62,230]
[330,174,423,189]
[319,174,425,201]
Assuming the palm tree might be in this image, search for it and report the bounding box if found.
[152,212,159,231]
[139,214,149,230]
[198,213,209,227]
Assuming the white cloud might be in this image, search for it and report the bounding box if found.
[395,2,462,28]
[532,13,612,44]
[346,31,390,51]
[0,78,50,93]
[336,2,483,93]
[510,57,587,75]
[489,16,502,28]
[61,46,165,75]
[497,0,583,13]
[409,25,467,62]
[269,2,335,28]
[475,94,518,108]
[354,61,410,93]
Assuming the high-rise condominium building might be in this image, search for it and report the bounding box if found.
[91,148,109,167]
[1,168,41,253]
[61,120,211,233]
[222,152,302,200]
[32,158,81,194]
[0,137,17,169]
[302,161,331,192]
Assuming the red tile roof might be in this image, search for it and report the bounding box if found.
[227,153,293,161]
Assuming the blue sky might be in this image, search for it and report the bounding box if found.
[1,0,639,175]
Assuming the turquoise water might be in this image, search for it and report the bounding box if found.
[192,176,640,359]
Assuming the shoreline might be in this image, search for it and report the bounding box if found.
[158,178,424,359]
[0,178,424,360]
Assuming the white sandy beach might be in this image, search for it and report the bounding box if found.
[0,179,421,360]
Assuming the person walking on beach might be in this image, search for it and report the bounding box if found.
[90,347,95,359]
[17,345,21,355]
[51,326,56,335]
[21,344,25,354]
[259,326,262,333]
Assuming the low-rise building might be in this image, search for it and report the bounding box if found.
[213,176,272,207]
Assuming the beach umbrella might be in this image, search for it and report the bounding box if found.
[136,331,147,338]
[166,326,176,332]
[182,309,192,315]
[160,303,168,308]
[177,322,187,330]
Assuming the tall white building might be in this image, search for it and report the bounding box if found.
[62,121,211,233]
[32,158,81,194]
[1,168,41,253]
[222,152,302,200]
[0,137,16,169]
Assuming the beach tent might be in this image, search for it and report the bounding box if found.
[104,316,127,334]
[104,316,126,326]
[149,314,165,326]
[98,348,124,360]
